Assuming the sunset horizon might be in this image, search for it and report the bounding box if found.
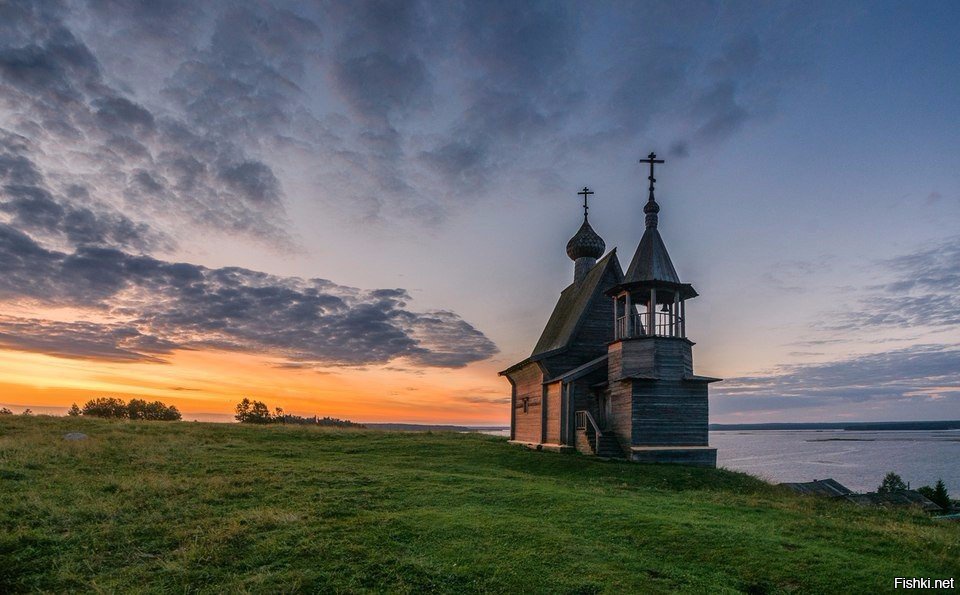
[2,1,958,426]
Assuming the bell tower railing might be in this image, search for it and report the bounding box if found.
[614,310,685,339]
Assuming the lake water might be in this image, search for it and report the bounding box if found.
[713,430,960,494]
[479,428,959,493]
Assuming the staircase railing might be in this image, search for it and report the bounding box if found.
[575,410,603,453]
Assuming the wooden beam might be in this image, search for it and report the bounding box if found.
[680,299,686,337]
[625,292,632,338]
[648,288,657,336]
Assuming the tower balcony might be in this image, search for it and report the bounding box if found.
[615,311,685,340]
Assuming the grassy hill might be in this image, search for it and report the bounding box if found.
[1,416,957,593]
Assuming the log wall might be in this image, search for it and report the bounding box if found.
[508,362,543,443]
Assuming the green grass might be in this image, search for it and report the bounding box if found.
[1,416,957,593]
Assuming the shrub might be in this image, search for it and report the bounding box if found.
[82,397,129,419]
[67,403,81,416]
[0,407,13,415]
[82,397,182,421]
[145,401,182,421]
[132,399,182,421]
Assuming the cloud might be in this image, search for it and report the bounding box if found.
[827,237,960,331]
[0,130,166,251]
[0,316,177,363]
[0,1,827,229]
[714,344,960,414]
[0,222,498,368]
[0,2,294,248]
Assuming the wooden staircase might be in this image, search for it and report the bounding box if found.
[576,411,625,459]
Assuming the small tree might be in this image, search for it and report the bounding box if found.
[21,408,32,415]
[920,479,952,510]
[274,407,284,423]
[877,472,908,494]
[67,403,81,416]
[933,479,951,510]
[0,407,12,415]
[235,398,271,424]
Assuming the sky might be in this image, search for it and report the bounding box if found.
[0,0,958,424]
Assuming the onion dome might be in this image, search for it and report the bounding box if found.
[566,219,605,261]
[644,193,660,228]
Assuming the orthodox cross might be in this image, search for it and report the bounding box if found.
[638,152,665,198]
[577,186,595,220]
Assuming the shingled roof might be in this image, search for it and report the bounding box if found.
[531,250,622,358]
[623,227,680,284]
[779,478,854,498]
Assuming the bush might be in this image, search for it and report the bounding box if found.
[82,397,129,419]
[128,399,182,421]
[67,403,81,416]
[0,407,13,415]
[81,397,181,421]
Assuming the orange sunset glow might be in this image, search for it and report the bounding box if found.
[0,348,507,424]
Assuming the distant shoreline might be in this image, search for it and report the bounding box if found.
[710,421,960,432]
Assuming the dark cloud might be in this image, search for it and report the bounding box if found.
[0,222,498,368]
[0,131,164,251]
[0,316,176,363]
[0,2,294,247]
[714,344,960,414]
[217,161,281,205]
[92,96,156,134]
[828,237,960,331]
[1,1,821,226]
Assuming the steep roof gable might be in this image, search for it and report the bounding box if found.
[623,227,680,284]
[531,250,622,358]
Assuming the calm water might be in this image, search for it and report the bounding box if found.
[479,428,959,493]
[713,430,960,494]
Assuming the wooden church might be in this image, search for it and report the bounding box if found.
[500,154,719,467]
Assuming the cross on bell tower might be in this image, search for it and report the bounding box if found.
[638,152,665,229]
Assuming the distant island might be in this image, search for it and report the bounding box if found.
[709,420,960,432]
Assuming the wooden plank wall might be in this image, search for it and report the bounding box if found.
[508,363,543,443]
[631,381,709,446]
[544,382,562,444]
[606,337,708,447]
[614,337,694,380]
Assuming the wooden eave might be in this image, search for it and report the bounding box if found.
[682,375,723,383]
[543,354,608,384]
[498,347,566,376]
[605,280,698,300]
[612,374,660,382]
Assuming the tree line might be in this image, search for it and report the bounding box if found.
[67,397,182,421]
[234,398,364,428]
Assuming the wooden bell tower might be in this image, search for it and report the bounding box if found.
[604,153,719,467]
